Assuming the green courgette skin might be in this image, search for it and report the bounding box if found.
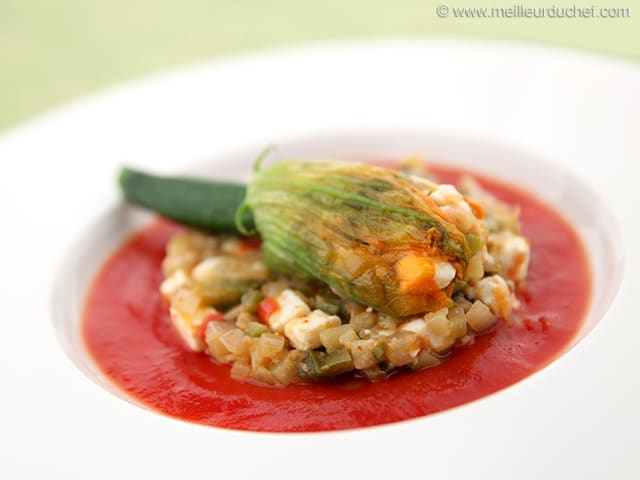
[119,168,253,234]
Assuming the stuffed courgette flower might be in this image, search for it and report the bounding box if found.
[238,161,473,317]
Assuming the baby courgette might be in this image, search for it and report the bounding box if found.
[119,167,253,234]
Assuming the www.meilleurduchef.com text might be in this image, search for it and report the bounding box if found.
[435,4,631,19]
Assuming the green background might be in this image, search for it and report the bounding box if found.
[2,0,638,133]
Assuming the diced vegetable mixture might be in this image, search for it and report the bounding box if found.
[159,161,530,386]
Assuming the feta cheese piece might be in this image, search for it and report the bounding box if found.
[399,317,428,337]
[160,269,189,297]
[433,260,456,289]
[441,202,475,232]
[429,184,460,205]
[285,310,341,350]
[491,232,531,281]
[429,184,476,232]
[267,289,310,333]
[467,275,514,319]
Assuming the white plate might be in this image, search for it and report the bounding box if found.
[0,39,639,479]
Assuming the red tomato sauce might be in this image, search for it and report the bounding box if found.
[83,166,592,432]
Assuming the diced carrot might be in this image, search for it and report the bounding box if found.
[395,254,436,293]
[196,312,225,344]
[257,297,280,325]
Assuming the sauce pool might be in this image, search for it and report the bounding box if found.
[83,166,592,432]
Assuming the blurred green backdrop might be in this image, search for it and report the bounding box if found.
[1,0,638,132]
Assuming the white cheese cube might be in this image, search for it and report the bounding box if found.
[442,202,475,232]
[468,275,514,319]
[429,184,461,205]
[492,232,531,281]
[267,289,310,333]
[285,310,341,350]
[399,318,428,337]
[433,260,456,289]
[430,185,477,232]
